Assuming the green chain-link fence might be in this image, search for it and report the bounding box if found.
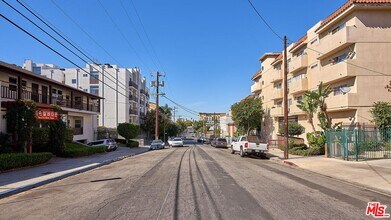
[326,129,391,161]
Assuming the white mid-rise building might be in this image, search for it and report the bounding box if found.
[23,60,150,128]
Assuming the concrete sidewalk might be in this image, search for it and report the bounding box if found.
[268,148,391,194]
[0,146,150,198]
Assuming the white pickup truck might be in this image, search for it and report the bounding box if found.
[231,135,268,157]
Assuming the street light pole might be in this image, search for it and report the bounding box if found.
[151,72,164,140]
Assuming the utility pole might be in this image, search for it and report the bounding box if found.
[150,72,165,140]
[213,112,216,138]
[173,106,177,122]
[116,68,119,127]
[102,64,105,127]
[283,36,289,159]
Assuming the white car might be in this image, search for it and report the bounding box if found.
[150,140,165,150]
[170,138,184,147]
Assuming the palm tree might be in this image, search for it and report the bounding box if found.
[297,94,318,133]
[159,104,173,120]
[311,82,332,130]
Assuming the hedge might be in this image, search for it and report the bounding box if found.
[58,143,106,158]
[126,140,139,148]
[0,153,53,171]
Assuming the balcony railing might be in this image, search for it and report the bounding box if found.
[90,77,99,84]
[271,89,283,100]
[140,89,146,94]
[129,81,138,89]
[271,71,283,83]
[1,84,99,113]
[289,78,308,95]
[251,83,262,93]
[315,26,359,59]
[317,60,361,85]
[289,102,305,115]
[289,54,308,74]
[270,107,283,117]
[129,109,138,115]
[326,93,359,112]
[129,94,139,102]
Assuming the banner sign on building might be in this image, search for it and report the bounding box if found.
[35,109,59,120]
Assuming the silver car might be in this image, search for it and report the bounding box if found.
[150,140,165,150]
[88,139,118,151]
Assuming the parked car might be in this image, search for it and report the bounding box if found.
[170,138,184,147]
[150,139,165,150]
[231,135,268,157]
[212,138,228,148]
[87,139,118,151]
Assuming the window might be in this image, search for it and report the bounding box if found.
[72,79,77,84]
[83,89,88,92]
[331,53,347,65]
[32,66,41,74]
[295,49,306,57]
[276,101,282,107]
[295,95,303,102]
[330,23,345,35]
[310,38,318,45]
[89,86,99,95]
[8,77,17,91]
[310,63,318,69]
[333,84,348,96]
[83,74,88,77]
[275,82,282,89]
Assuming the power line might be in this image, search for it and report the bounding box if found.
[49,0,135,72]
[162,95,200,116]
[246,0,284,41]
[129,0,166,73]
[0,13,128,99]
[4,0,129,93]
[97,0,156,72]
[119,0,162,72]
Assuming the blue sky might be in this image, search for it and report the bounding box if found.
[0,0,347,120]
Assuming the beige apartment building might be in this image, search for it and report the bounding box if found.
[251,0,391,141]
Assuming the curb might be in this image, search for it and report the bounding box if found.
[0,149,149,199]
[268,155,391,197]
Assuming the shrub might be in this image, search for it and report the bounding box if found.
[126,140,139,148]
[65,129,74,143]
[117,123,140,143]
[32,127,50,152]
[279,122,305,136]
[0,132,9,146]
[289,146,324,156]
[48,120,66,155]
[0,152,52,171]
[359,141,383,151]
[290,143,308,150]
[58,143,106,158]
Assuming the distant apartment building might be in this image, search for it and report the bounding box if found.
[219,115,236,138]
[23,60,150,128]
[250,0,391,140]
[0,61,102,143]
[199,112,227,126]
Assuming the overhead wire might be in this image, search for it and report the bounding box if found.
[96,0,156,72]
[5,0,130,93]
[0,13,128,99]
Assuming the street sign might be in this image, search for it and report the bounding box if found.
[35,109,59,120]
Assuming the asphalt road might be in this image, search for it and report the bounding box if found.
[0,145,390,220]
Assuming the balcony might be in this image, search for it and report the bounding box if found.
[289,78,308,95]
[326,93,359,112]
[129,109,138,115]
[271,71,283,83]
[289,102,305,115]
[129,94,139,103]
[1,84,99,113]
[289,54,308,74]
[129,81,138,89]
[315,26,359,59]
[251,83,262,93]
[317,60,361,85]
[140,89,146,95]
[270,107,283,117]
[271,89,283,100]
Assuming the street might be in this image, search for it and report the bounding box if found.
[0,145,390,220]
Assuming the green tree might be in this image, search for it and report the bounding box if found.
[117,123,140,143]
[160,104,173,120]
[370,101,391,129]
[193,120,203,132]
[231,97,264,135]
[279,122,305,136]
